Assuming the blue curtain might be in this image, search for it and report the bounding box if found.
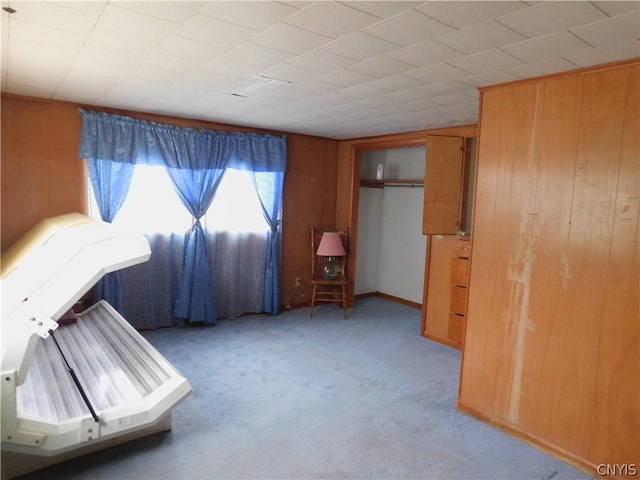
[78,109,287,325]
[249,171,284,314]
[161,163,226,323]
[86,159,134,312]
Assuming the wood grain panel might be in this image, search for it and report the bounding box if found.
[458,88,504,409]
[543,65,629,463]
[572,65,638,466]
[422,135,464,234]
[460,82,540,418]
[605,63,640,467]
[495,83,542,427]
[1,97,85,250]
[282,134,339,308]
[459,60,640,476]
[422,235,456,344]
[515,73,584,454]
[448,313,465,345]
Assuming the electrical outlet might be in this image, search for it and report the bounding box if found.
[295,277,301,287]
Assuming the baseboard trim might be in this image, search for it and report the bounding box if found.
[289,292,422,312]
[354,291,422,310]
[286,302,310,310]
[354,292,376,300]
[422,332,461,349]
[456,401,603,479]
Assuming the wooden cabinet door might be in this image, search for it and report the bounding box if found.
[422,135,465,234]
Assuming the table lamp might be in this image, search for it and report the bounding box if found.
[316,232,346,280]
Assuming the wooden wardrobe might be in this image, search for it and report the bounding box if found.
[458,59,639,478]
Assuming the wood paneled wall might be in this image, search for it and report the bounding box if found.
[282,134,338,308]
[459,60,639,477]
[0,95,339,309]
[1,97,87,248]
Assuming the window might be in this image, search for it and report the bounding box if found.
[202,169,268,234]
[80,110,286,325]
[89,165,268,234]
[88,164,272,326]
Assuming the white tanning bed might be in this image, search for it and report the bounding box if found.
[1,213,192,478]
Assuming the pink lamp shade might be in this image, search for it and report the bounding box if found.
[316,232,346,257]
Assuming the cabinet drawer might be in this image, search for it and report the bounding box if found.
[450,257,470,286]
[454,239,471,258]
[450,285,468,315]
[448,313,465,345]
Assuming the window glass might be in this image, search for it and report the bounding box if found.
[89,165,268,234]
[203,169,268,234]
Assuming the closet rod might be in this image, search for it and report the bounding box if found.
[382,183,424,188]
[360,179,425,189]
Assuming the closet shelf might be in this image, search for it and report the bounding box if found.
[360,178,424,189]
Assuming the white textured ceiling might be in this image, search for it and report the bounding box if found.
[1,1,638,139]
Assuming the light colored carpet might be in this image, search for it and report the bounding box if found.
[15,297,591,480]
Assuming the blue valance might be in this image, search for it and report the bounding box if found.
[78,109,287,172]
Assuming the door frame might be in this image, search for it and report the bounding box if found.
[336,125,478,308]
